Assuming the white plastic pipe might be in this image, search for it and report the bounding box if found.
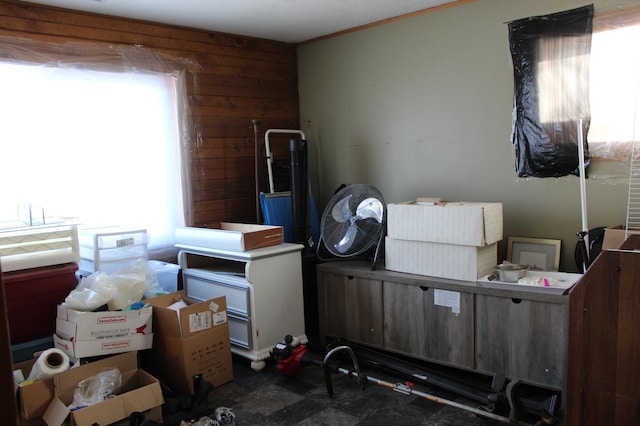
[577,119,589,261]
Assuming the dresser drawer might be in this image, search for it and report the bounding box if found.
[183,269,251,317]
[229,313,252,350]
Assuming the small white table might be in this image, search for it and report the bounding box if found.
[177,243,307,371]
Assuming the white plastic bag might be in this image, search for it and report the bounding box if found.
[106,260,148,310]
[64,272,116,311]
[63,259,149,311]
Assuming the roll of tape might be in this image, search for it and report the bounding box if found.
[27,348,70,382]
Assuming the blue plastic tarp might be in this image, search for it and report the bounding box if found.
[260,192,320,246]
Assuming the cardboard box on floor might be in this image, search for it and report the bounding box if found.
[602,225,640,250]
[42,351,163,426]
[142,291,233,395]
[13,357,55,420]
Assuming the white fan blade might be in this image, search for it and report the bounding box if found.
[334,222,358,254]
[331,194,353,223]
[356,197,384,223]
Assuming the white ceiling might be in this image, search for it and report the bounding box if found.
[21,0,461,43]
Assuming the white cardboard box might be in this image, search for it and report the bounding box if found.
[54,304,153,358]
[175,223,284,252]
[53,333,154,359]
[385,237,498,281]
[56,305,153,341]
[387,198,503,247]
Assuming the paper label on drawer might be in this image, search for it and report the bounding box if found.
[213,310,227,326]
[189,311,212,332]
[434,289,460,315]
[116,237,135,247]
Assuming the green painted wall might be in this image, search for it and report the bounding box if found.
[297,0,636,272]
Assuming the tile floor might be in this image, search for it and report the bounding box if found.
[12,337,560,425]
[162,344,554,426]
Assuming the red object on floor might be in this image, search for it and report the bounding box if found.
[276,343,309,377]
[3,262,78,344]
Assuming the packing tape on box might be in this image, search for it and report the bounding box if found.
[27,348,70,382]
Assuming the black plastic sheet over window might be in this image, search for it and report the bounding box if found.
[509,5,594,178]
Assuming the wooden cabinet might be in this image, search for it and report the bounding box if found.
[317,271,383,347]
[317,261,569,391]
[475,295,567,388]
[383,280,474,368]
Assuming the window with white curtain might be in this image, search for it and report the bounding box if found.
[0,62,187,250]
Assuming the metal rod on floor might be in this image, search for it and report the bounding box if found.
[337,368,515,424]
[323,345,366,397]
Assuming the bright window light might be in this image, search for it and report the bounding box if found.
[535,35,591,124]
[589,23,640,144]
[0,62,186,249]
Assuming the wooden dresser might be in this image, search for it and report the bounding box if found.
[317,261,570,391]
[565,235,640,425]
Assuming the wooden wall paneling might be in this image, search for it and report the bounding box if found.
[0,2,297,60]
[0,0,300,227]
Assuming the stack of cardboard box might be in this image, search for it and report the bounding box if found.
[142,292,233,396]
[53,304,154,359]
[385,198,503,281]
[14,292,233,424]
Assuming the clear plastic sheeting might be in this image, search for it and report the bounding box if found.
[0,35,197,78]
[508,5,594,178]
[588,5,640,163]
[0,36,199,251]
